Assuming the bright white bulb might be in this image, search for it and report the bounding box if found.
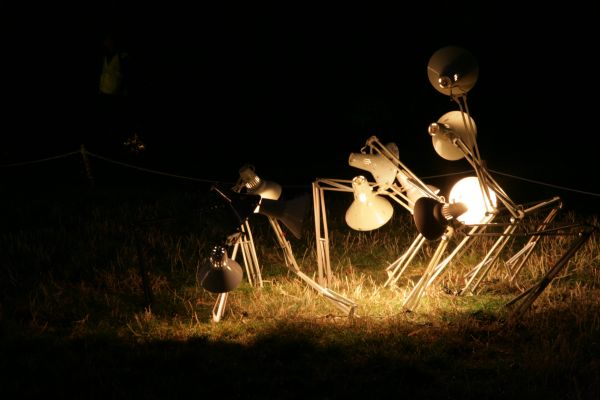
[449,177,496,224]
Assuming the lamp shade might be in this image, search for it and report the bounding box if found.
[449,176,497,224]
[257,194,310,239]
[345,176,393,231]
[198,246,243,293]
[238,164,282,200]
[427,45,478,96]
[429,110,477,161]
[413,197,468,240]
[211,185,262,228]
[348,142,399,188]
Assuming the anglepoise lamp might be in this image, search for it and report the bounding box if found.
[345,175,394,231]
[198,244,244,322]
[312,136,446,291]
[410,45,574,319]
[198,245,244,293]
[238,164,282,201]
[427,45,479,97]
[236,164,306,240]
[235,165,357,316]
[348,143,400,189]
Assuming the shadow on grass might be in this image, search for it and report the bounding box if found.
[3,313,600,400]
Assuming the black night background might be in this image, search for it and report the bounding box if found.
[4,3,598,210]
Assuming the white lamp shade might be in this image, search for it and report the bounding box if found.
[427,46,479,96]
[348,153,398,188]
[345,176,394,231]
[238,165,282,200]
[449,176,497,224]
[431,110,477,161]
[249,180,282,200]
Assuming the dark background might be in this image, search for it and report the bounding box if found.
[3,3,598,211]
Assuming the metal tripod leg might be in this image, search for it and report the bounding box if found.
[269,217,358,317]
[506,226,594,321]
[384,234,426,288]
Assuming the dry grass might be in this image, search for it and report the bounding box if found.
[1,186,599,399]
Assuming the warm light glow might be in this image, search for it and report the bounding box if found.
[449,177,497,224]
[238,165,282,201]
[345,176,393,231]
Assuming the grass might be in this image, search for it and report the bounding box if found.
[1,180,599,399]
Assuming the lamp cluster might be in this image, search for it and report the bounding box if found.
[199,45,590,321]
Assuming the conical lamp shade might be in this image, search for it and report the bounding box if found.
[345,176,393,231]
[258,193,310,239]
[238,165,282,200]
[198,246,243,293]
[413,197,448,240]
[249,180,282,200]
[427,45,478,96]
[414,197,468,240]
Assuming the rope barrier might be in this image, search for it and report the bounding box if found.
[2,149,599,198]
[84,151,228,184]
[0,150,80,167]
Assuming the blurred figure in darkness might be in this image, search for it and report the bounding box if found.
[93,29,144,157]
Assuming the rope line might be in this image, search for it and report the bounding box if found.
[85,151,228,184]
[421,170,471,179]
[488,169,600,198]
[2,149,599,197]
[0,151,80,167]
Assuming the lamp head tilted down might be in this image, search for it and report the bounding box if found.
[234,165,308,239]
[258,194,310,239]
[345,175,394,231]
[413,197,468,240]
[198,245,244,293]
[427,45,479,97]
[348,142,399,188]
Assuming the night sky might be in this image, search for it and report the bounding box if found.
[4,3,599,211]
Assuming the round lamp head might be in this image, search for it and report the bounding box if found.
[238,164,282,200]
[449,176,497,224]
[413,197,448,240]
[348,142,399,188]
[427,46,479,96]
[429,110,477,161]
[198,245,243,293]
[345,176,394,231]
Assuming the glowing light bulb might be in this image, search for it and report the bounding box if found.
[449,176,497,224]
